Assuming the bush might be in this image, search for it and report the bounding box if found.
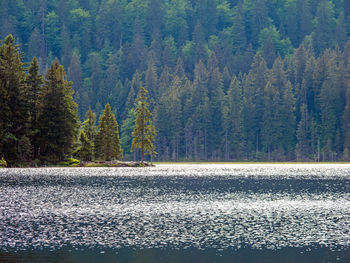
[59,157,80,167]
[0,157,7,168]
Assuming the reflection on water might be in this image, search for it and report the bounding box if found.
[0,164,350,262]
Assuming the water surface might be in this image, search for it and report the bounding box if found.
[0,164,350,262]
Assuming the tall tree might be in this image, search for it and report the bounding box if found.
[313,1,335,55]
[227,76,244,159]
[68,51,83,115]
[95,103,123,161]
[121,109,136,158]
[82,107,97,143]
[0,35,29,164]
[37,61,79,162]
[26,56,44,158]
[131,87,157,163]
[231,3,247,53]
[297,0,312,43]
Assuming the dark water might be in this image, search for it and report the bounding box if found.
[0,164,350,262]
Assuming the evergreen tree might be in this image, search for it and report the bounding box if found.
[26,56,43,158]
[82,107,97,142]
[232,3,247,52]
[131,87,157,163]
[75,130,94,161]
[192,21,207,63]
[336,12,347,49]
[280,81,296,156]
[296,104,311,160]
[313,1,336,54]
[261,81,281,159]
[262,35,276,68]
[75,106,98,161]
[37,61,78,162]
[95,103,123,161]
[227,76,244,159]
[297,0,312,43]
[68,51,83,115]
[0,35,29,164]
[121,109,136,157]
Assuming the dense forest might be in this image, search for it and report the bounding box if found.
[1,0,350,162]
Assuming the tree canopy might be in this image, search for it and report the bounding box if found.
[1,1,350,162]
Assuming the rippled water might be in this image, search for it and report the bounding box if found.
[1,164,350,262]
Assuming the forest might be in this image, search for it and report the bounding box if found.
[1,0,350,162]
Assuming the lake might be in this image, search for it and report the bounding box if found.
[0,164,350,262]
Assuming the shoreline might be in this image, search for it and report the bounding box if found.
[2,161,350,169]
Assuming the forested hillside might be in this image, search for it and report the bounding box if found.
[1,0,350,161]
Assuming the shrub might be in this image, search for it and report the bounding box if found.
[0,157,7,168]
[59,157,80,167]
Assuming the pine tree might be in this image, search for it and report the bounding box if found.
[76,106,98,161]
[296,104,311,160]
[131,87,157,163]
[313,1,335,55]
[121,109,136,157]
[37,61,79,162]
[82,107,97,142]
[262,35,276,68]
[297,0,312,43]
[192,21,207,63]
[261,81,281,159]
[26,56,43,158]
[0,35,29,164]
[227,76,244,159]
[75,130,94,161]
[280,81,296,156]
[336,12,347,49]
[95,103,123,161]
[68,51,83,115]
[232,3,247,53]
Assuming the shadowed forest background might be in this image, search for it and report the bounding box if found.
[1,0,350,162]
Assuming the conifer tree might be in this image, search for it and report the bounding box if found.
[37,61,78,162]
[227,76,244,159]
[232,3,247,53]
[313,1,335,54]
[75,107,97,161]
[75,130,94,161]
[131,87,157,163]
[0,34,29,164]
[68,51,83,114]
[82,107,97,142]
[121,109,136,157]
[26,56,43,158]
[296,104,311,160]
[95,103,123,161]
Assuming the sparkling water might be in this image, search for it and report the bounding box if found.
[1,164,350,262]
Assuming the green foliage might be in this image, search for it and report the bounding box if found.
[259,26,293,57]
[0,34,29,165]
[2,1,350,163]
[121,109,136,156]
[0,157,7,168]
[45,11,61,56]
[95,103,123,161]
[82,107,97,142]
[37,61,79,162]
[59,157,80,167]
[132,87,157,162]
[74,130,94,161]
